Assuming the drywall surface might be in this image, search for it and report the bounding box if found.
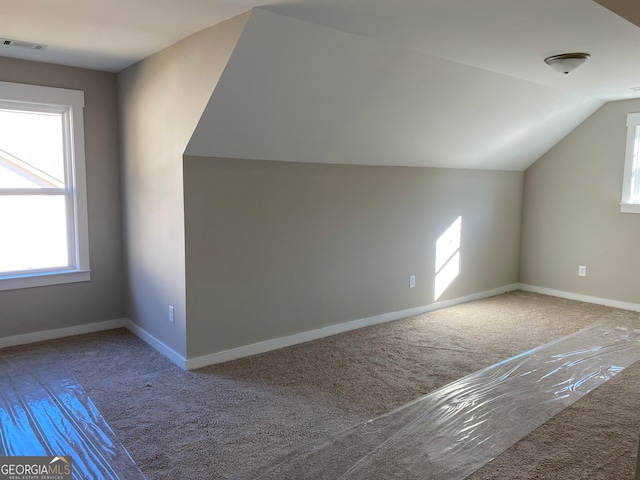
[117,13,249,357]
[520,98,640,303]
[185,8,601,171]
[183,156,523,358]
[594,0,640,29]
[0,56,124,337]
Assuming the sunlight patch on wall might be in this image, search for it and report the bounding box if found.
[434,216,462,301]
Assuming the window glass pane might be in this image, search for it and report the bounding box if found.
[0,163,45,188]
[0,108,65,188]
[633,126,640,204]
[0,195,70,273]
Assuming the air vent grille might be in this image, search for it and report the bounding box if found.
[0,38,47,51]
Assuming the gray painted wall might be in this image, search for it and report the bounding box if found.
[0,57,124,336]
[520,98,640,303]
[117,13,249,357]
[184,157,523,358]
[9,10,635,365]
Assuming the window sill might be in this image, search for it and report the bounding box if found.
[621,203,640,214]
[0,269,91,291]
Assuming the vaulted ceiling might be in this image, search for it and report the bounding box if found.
[3,0,640,170]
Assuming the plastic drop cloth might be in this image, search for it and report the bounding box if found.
[256,313,640,480]
[0,352,146,480]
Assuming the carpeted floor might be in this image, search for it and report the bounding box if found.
[1,290,639,479]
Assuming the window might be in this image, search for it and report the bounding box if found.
[0,81,90,290]
[621,112,640,214]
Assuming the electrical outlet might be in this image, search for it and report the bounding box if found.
[578,265,586,277]
[409,275,416,288]
[169,305,175,324]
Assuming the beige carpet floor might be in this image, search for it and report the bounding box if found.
[1,290,639,479]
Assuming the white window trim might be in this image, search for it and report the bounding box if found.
[621,112,640,214]
[0,81,90,291]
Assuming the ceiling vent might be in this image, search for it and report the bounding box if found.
[1,38,47,51]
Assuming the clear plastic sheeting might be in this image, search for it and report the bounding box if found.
[0,352,146,480]
[256,313,640,480]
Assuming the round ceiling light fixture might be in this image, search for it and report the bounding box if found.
[544,53,591,74]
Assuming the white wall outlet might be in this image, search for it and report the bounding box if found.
[409,275,416,288]
[169,305,175,324]
[578,265,587,277]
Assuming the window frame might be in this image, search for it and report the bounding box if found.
[621,112,640,214]
[0,81,90,291]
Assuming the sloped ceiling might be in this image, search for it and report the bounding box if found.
[185,8,603,170]
[3,0,640,170]
[262,0,640,101]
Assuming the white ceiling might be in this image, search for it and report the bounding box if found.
[4,0,640,170]
[264,0,640,102]
[185,9,603,170]
[0,0,251,72]
[2,0,640,100]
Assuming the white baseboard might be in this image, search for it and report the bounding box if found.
[184,283,520,370]
[21,283,636,371]
[0,318,125,350]
[123,319,186,369]
[518,284,640,312]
